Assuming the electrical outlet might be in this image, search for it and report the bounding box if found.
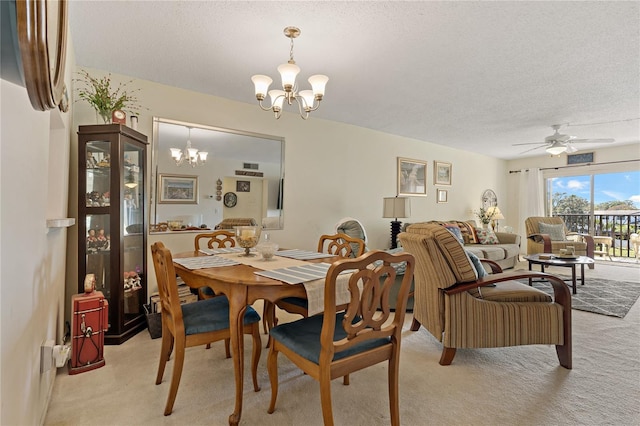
[40,339,55,373]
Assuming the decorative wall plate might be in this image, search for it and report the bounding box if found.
[223,192,237,208]
[482,189,497,209]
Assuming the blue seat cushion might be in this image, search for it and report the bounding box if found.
[181,297,260,335]
[269,312,390,364]
[278,296,308,309]
[199,286,215,297]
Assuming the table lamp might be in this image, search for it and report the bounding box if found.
[486,206,504,231]
[383,196,411,249]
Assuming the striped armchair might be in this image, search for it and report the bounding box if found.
[399,223,572,369]
[525,216,595,269]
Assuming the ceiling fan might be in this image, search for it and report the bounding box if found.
[513,124,615,155]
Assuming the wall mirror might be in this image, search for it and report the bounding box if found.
[150,117,284,232]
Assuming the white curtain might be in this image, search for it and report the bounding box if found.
[518,168,545,253]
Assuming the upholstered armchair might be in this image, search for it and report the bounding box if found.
[398,223,572,369]
[525,216,594,268]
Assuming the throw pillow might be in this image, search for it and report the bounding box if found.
[465,250,487,278]
[453,221,479,244]
[443,224,464,245]
[382,247,407,275]
[475,228,500,245]
[538,222,566,241]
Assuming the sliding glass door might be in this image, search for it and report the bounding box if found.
[546,170,640,257]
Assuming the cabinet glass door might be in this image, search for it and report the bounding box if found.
[123,142,144,318]
[85,213,111,295]
[86,140,111,207]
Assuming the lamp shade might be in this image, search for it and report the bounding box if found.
[486,206,504,220]
[268,90,286,110]
[298,90,315,109]
[308,74,329,96]
[383,197,411,219]
[277,63,300,89]
[251,74,273,97]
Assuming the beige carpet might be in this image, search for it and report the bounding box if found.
[45,262,640,426]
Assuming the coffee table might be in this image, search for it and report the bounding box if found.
[524,253,595,294]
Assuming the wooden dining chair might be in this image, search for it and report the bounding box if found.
[151,241,262,416]
[267,250,415,426]
[193,230,236,299]
[263,233,366,333]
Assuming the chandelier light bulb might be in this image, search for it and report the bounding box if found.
[269,90,286,109]
[298,90,314,110]
[308,74,329,97]
[170,148,182,160]
[251,75,272,99]
[277,63,300,91]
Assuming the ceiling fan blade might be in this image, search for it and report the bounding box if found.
[565,145,578,153]
[512,142,546,146]
[569,138,615,144]
[518,145,546,155]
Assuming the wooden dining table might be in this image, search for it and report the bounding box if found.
[172,250,337,425]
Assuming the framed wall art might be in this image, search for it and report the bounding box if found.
[158,174,198,204]
[434,161,452,185]
[236,180,251,192]
[437,188,448,203]
[397,157,427,196]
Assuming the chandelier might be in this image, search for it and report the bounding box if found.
[170,127,208,167]
[251,26,328,120]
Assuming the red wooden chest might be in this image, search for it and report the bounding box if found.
[69,291,109,374]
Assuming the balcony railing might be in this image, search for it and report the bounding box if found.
[555,213,640,258]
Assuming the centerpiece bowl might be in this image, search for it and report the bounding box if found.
[256,233,279,260]
[235,226,261,257]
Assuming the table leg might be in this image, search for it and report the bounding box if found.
[528,261,533,286]
[571,265,577,294]
[227,287,248,426]
[580,263,585,286]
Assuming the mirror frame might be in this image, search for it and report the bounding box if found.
[150,117,285,232]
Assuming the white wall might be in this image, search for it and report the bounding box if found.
[69,68,507,296]
[0,64,74,426]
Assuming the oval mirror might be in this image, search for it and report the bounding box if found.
[150,117,284,232]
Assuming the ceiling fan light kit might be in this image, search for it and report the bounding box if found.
[251,26,328,120]
[546,141,568,155]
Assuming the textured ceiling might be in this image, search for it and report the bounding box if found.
[68,1,640,160]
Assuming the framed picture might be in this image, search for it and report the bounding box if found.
[437,188,448,203]
[236,180,251,192]
[434,161,452,185]
[158,174,198,204]
[397,157,427,196]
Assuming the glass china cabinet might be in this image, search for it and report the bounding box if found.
[78,124,148,344]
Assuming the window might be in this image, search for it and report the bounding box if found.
[546,170,640,257]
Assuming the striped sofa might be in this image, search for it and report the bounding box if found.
[399,223,572,369]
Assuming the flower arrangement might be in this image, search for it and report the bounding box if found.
[75,70,142,123]
[474,207,497,225]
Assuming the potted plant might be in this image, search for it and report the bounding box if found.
[75,70,142,123]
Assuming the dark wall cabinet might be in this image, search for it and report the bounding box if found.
[78,124,148,344]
